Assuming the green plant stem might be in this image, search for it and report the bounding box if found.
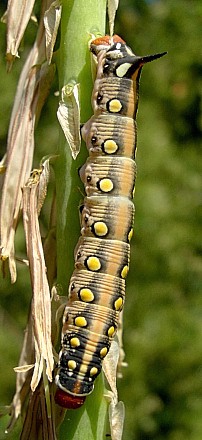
[54,4,109,439]
[54,0,107,293]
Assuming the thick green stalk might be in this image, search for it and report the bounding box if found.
[54,2,109,439]
[55,0,107,292]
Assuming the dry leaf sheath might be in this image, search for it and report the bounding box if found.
[5,0,36,62]
[0,0,55,283]
[22,169,54,392]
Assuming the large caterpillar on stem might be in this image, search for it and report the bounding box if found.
[55,35,166,409]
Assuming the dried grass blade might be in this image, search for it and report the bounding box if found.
[6,313,35,432]
[103,339,125,440]
[6,0,36,63]
[109,400,125,440]
[57,82,81,159]
[22,172,54,392]
[0,25,55,283]
[0,64,38,283]
[107,0,119,36]
[20,382,57,440]
[44,0,62,64]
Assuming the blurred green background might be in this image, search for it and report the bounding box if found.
[0,1,202,439]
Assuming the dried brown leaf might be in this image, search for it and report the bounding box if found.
[103,339,119,401]
[6,0,36,62]
[0,63,39,283]
[29,157,51,215]
[23,173,54,392]
[0,13,55,283]
[14,365,35,373]
[109,400,125,440]
[43,225,57,288]
[6,312,35,432]
[116,310,128,378]
[57,82,81,159]
[44,0,62,64]
[103,339,125,440]
[107,0,119,36]
[20,382,58,440]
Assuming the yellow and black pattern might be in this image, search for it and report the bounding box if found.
[55,35,166,409]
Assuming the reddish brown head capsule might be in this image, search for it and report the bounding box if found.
[55,388,86,410]
[91,34,125,47]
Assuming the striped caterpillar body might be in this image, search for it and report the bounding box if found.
[55,35,166,409]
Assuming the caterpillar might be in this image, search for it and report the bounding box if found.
[55,35,166,409]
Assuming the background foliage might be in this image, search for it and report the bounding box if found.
[0,1,202,439]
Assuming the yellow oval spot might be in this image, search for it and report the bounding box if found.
[79,288,94,302]
[75,316,87,327]
[68,360,77,370]
[108,326,115,337]
[116,62,132,78]
[108,98,122,113]
[128,228,133,242]
[132,185,136,198]
[70,337,80,347]
[104,139,118,154]
[93,221,108,237]
[121,265,129,279]
[100,347,108,358]
[114,297,123,311]
[90,367,98,377]
[99,178,113,193]
[86,256,101,271]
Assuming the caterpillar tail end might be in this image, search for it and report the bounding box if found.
[140,51,167,65]
[55,388,86,409]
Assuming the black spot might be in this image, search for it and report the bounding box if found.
[65,313,69,323]
[97,93,103,104]
[80,123,84,135]
[101,142,105,153]
[87,175,91,182]
[96,181,101,191]
[91,136,97,144]
[103,63,109,73]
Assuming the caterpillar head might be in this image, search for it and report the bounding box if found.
[90,34,167,80]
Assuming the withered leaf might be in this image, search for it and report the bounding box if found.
[6,312,35,432]
[108,0,119,36]
[22,172,54,392]
[5,0,36,63]
[29,156,51,215]
[20,382,58,440]
[57,82,81,159]
[103,339,125,440]
[0,27,55,283]
[109,400,125,440]
[44,0,62,64]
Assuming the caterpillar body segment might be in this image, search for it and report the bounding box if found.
[55,35,166,409]
[81,113,137,159]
